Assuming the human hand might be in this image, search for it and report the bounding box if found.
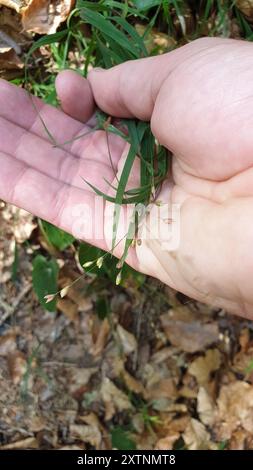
[1,37,253,318]
[87,37,253,318]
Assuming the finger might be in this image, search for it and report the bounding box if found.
[0,151,107,250]
[88,57,165,120]
[56,70,95,122]
[0,79,125,163]
[0,79,85,150]
[87,44,194,120]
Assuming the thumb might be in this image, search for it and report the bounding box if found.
[56,69,95,122]
[87,51,181,121]
[87,38,217,121]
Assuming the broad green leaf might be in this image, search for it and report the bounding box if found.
[40,220,75,251]
[111,427,136,450]
[79,242,117,280]
[78,243,142,285]
[32,255,59,312]
[79,243,105,276]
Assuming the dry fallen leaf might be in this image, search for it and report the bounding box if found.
[155,433,179,450]
[217,381,253,438]
[101,377,133,421]
[135,23,176,54]
[69,424,101,449]
[67,367,98,396]
[197,387,215,426]
[188,349,221,385]
[57,298,78,323]
[7,351,28,385]
[146,378,178,402]
[79,413,111,450]
[13,209,36,243]
[161,313,219,353]
[0,46,23,72]
[0,331,17,356]
[236,0,253,20]
[0,0,21,12]
[0,437,38,449]
[59,445,84,450]
[153,416,187,449]
[229,428,248,450]
[59,267,92,312]
[183,418,216,450]
[21,0,75,34]
[91,318,110,356]
[116,324,137,355]
[0,205,35,282]
[121,368,145,396]
[0,5,29,80]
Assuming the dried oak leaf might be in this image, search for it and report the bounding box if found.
[67,367,98,396]
[217,381,253,438]
[236,0,253,20]
[188,349,221,385]
[100,377,133,421]
[161,312,219,353]
[21,0,75,34]
[183,419,217,450]
[80,413,111,450]
[155,416,189,449]
[108,357,145,396]
[69,424,101,449]
[145,378,178,402]
[155,433,180,450]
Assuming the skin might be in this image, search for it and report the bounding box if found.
[1,37,253,318]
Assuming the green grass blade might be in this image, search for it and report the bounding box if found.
[79,8,140,58]
[82,178,146,205]
[112,16,148,56]
[111,120,139,250]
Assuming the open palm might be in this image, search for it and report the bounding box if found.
[1,37,253,318]
[0,74,139,264]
